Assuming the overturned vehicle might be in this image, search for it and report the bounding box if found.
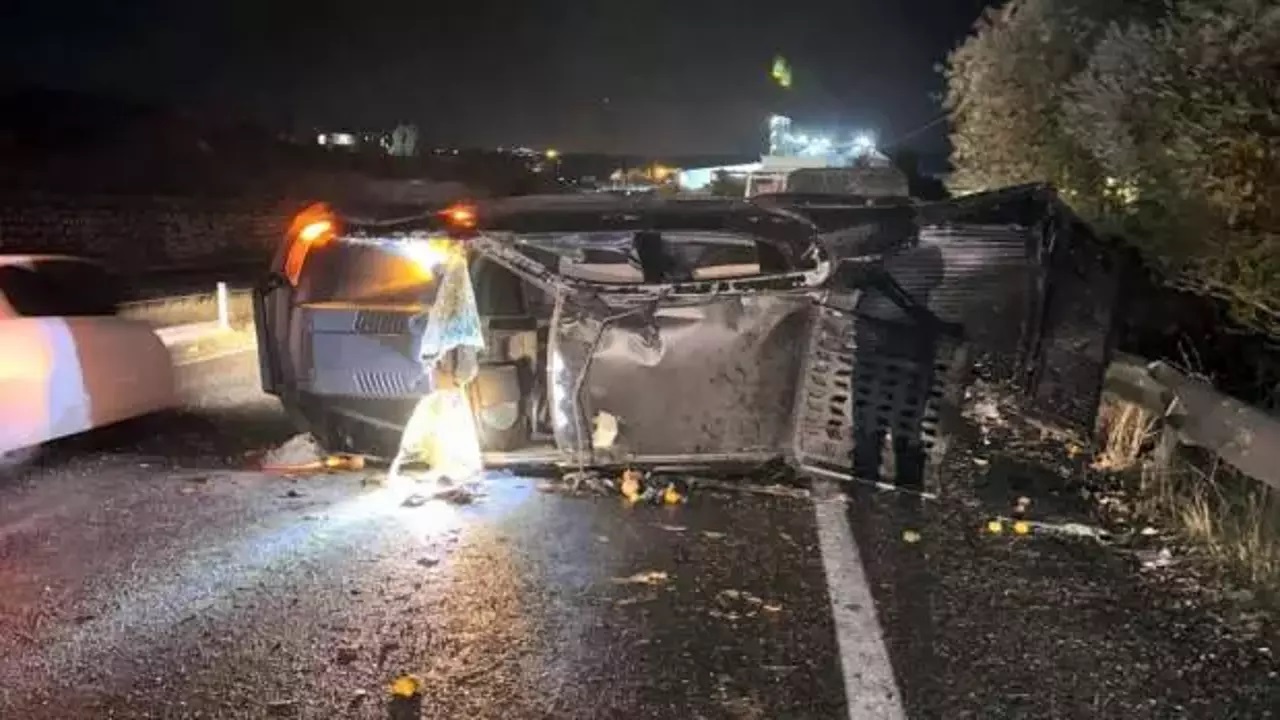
[254,186,1127,490]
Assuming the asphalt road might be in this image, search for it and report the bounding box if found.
[0,350,1276,719]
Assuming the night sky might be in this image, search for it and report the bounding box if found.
[2,0,994,155]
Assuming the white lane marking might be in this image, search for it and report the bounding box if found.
[812,479,907,720]
[175,346,255,367]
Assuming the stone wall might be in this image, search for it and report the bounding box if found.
[0,194,301,275]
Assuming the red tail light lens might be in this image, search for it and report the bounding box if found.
[283,203,337,286]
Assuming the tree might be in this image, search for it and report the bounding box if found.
[1063,0,1280,320]
[946,0,1280,327]
[944,0,1157,198]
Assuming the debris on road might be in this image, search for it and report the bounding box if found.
[990,516,1111,542]
[263,433,323,467]
[434,484,478,505]
[614,593,658,607]
[389,674,422,698]
[612,570,670,586]
[592,410,619,449]
[902,529,922,544]
[620,469,644,502]
[687,477,810,500]
[662,482,686,505]
[265,699,299,716]
[262,433,367,475]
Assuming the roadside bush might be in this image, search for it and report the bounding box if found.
[946,0,1280,330]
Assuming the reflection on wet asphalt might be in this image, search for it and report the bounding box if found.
[0,350,1276,719]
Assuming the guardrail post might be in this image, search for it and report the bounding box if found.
[216,282,230,330]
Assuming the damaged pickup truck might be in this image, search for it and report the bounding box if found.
[253,185,1128,490]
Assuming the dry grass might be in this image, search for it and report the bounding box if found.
[1093,400,1158,472]
[1097,395,1280,599]
[120,290,254,329]
[1139,454,1280,596]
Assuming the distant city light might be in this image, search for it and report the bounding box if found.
[545,148,560,160]
[853,133,876,151]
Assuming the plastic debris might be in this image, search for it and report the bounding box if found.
[389,675,422,698]
[261,432,365,475]
[612,570,669,586]
[620,469,644,503]
[263,433,323,468]
[662,482,686,505]
[390,388,482,483]
[592,411,619,449]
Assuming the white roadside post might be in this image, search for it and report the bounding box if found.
[216,282,230,330]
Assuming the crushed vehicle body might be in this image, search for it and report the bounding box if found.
[253,185,1127,490]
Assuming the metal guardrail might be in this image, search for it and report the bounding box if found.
[1103,354,1280,493]
[119,282,252,332]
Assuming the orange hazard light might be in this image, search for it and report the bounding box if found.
[439,203,478,229]
[283,203,337,286]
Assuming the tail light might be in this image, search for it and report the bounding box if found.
[282,203,337,286]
